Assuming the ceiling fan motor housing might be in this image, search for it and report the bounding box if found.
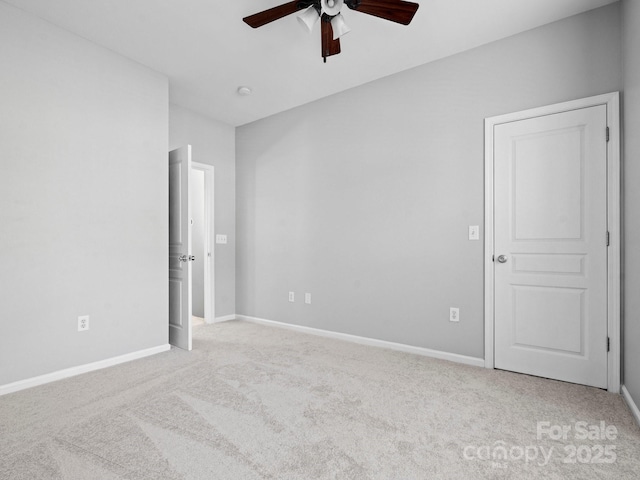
[296,0,361,18]
[297,0,318,10]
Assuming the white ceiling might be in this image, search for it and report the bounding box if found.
[4,0,618,126]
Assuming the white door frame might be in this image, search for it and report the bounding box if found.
[192,162,215,325]
[484,92,621,393]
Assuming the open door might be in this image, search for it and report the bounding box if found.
[169,146,193,351]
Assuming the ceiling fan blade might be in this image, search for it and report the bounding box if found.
[321,19,341,60]
[347,0,419,25]
[243,1,301,28]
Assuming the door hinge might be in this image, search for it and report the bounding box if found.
[606,231,610,247]
[606,126,610,142]
[607,337,610,352]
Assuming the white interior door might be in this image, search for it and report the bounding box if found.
[169,146,192,351]
[493,105,608,388]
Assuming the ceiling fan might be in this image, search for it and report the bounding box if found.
[243,0,420,62]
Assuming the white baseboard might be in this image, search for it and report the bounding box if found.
[0,344,171,397]
[622,385,640,427]
[213,314,236,323]
[236,315,485,368]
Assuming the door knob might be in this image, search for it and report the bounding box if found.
[178,255,188,262]
[189,255,196,262]
[497,255,508,263]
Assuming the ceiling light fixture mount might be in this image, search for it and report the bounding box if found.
[237,86,253,96]
[243,0,419,63]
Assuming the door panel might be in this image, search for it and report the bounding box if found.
[494,105,607,388]
[168,146,192,351]
[512,127,584,240]
[512,285,583,353]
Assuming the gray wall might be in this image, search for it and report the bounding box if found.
[170,104,236,319]
[0,3,169,386]
[236,4,622,359]
[192,169,206,318]
[622,0,640,408]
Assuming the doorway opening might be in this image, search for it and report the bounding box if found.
[191,162,215,327]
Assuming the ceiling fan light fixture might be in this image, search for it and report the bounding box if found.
[243,0,420,61]
[297,6,319,33]
[330,13,350,40]
[321,0,343,17]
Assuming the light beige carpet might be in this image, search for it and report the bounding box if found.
[1,320,639,479]
[192,316,205,327]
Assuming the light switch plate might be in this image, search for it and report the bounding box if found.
[469,226,480,240]
[215,234,227,244]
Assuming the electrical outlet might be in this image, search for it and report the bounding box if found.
[288,291,295,302]
[449,308,459,322]
[78,315,90,332]
[305,293,311,304]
